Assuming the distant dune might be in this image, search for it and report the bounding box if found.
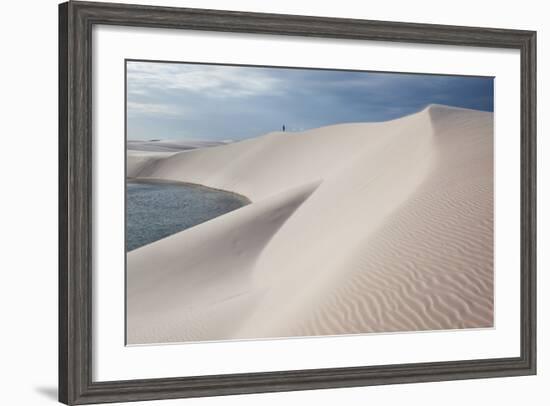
[127,139,230,152]
[126,104,494,345]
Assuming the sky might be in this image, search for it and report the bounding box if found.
[126,61,493,141]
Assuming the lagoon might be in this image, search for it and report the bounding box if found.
[126,181,249,251]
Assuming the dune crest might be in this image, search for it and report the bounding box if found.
[126,105,494,344]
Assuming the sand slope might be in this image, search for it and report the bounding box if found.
[127,104,494,344]
[127,139,229,177]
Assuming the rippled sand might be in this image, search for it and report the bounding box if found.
[126,104,493,345]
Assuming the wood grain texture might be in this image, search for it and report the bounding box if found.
[58,1,537,404]
[58,2,69,404]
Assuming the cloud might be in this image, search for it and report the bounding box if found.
[127,101,184,117]
[127,61,283,99]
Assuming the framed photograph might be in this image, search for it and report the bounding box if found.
[59,1,536,404]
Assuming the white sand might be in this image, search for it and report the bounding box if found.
[127,151,175,178]
[127,104,494,344]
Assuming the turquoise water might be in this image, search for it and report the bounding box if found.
[126,181,249,252]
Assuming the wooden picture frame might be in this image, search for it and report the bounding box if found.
[59,1,536,404]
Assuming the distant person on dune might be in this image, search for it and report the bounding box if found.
[282,125,286,132]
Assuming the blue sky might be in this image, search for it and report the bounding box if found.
[126,61,493,141]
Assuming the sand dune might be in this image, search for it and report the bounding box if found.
[126,104,494,344]
[127,151,175,178]
[127,139,230,177]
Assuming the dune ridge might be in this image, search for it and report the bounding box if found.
[126,104,494,344]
